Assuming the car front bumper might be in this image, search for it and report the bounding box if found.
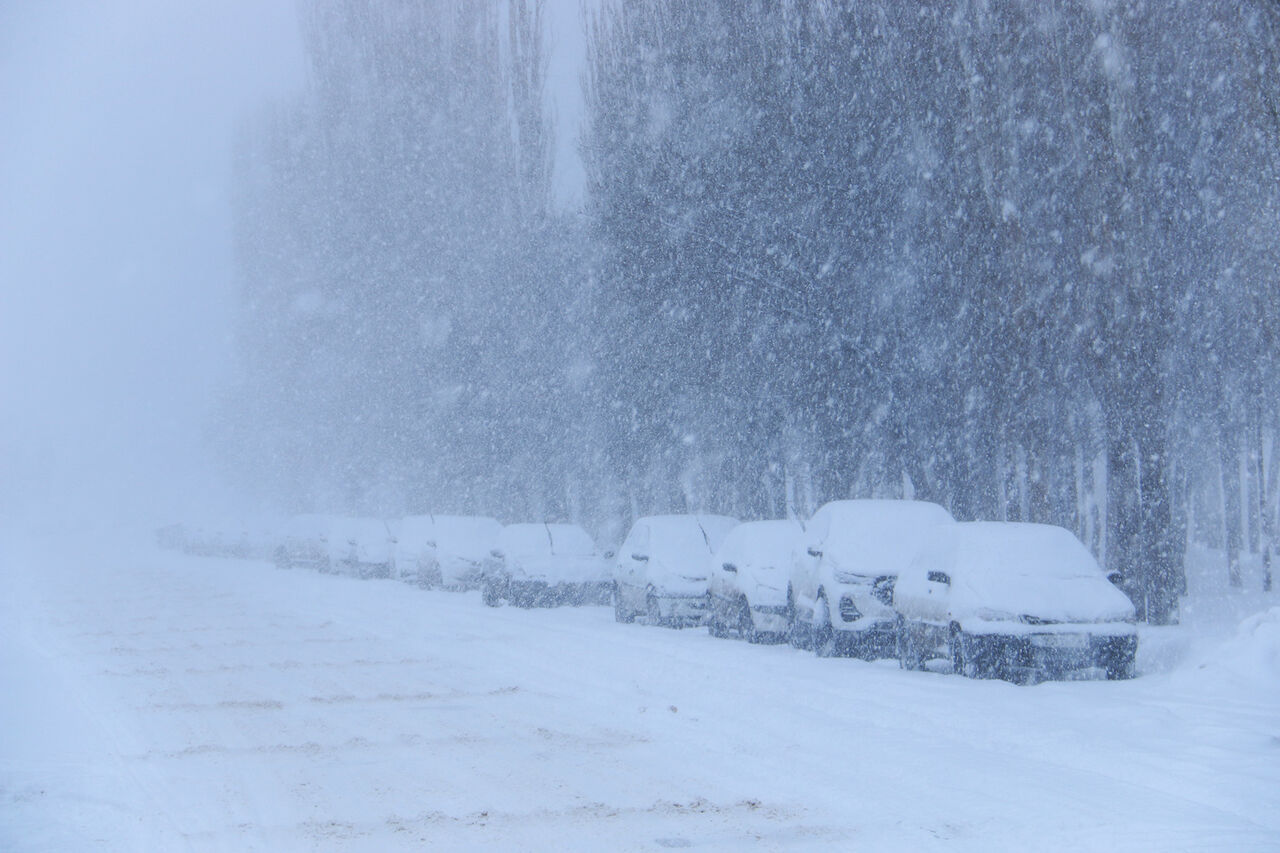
[656,594,709,625]
[966,631,1137,680]
[500,579,612,607]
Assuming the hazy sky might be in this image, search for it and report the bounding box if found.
[0,1,588,529]
[0,0,305,525]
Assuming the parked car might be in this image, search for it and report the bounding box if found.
[893,521,1138,682]
[393,514,501,589]
[394,514,438,584]
[613,514,739,627]
[273,514,334,571]
[481,523,612,608]
[707,519,802,643]
[790,500,955,658]
[326,517,397,579]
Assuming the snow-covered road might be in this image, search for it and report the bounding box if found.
[2,539,1277,851]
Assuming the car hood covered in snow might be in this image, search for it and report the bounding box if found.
[937,522,1135,624]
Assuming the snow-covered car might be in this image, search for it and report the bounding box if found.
[613,514,739,627]
[790,499,955,657]
[393,514,436,583]
[480,523,612,608]
[273,514,334,571]
[393,514,501,589]
[326,517,397,579]
[893,521,1138,682]
[707,519,802,643]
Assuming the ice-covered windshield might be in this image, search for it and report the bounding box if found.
[817,500,954,575]
[432,516,501,558]
[546,524,595,556]
[646,515,737,561]
[721,519,799,568]
[498,523,596,559]
[955,523,1104,582]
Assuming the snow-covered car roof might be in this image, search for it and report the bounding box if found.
[497,523,596,559]
[283,513,334,538]
[328,516,394,542]
[912,522,1135,622]
[807,499,954,576]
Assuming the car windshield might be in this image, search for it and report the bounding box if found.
[434,517,500,556]
[646,516,736,562]
[498,524,595,559]
[818,501,954,575]
[723,520,799,567]
[956,523,1103,583]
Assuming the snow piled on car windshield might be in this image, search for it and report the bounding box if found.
[499,523,595,559]
[645,515,737,561]
[816,500,955,576]
[432,516,500,551]
[719,519,800,567]
[954,522,1107,581]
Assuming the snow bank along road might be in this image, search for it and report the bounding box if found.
[2,539,1277,851]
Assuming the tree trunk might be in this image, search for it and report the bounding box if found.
[1137,425,1183,625]
[1220,424,1244,588]
[1259,420,1274,592]
[1106,436,1143,614]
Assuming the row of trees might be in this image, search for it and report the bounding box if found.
[223,0,1280,622]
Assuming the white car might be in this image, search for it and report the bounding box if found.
[326,517,397,579]
[481,523,612,608]
[393,514,501,589]
[613,514,739,627]
[893,522,1138,682]
[790,500,955,657]
[707,519,802,643]
[274,514,334,571]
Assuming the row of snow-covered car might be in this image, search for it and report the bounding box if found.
[166,499,1139,684]
[268,513,611,607]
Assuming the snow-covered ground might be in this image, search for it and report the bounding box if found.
[2,536,1278,851]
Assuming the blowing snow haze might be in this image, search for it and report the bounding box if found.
[0,1,303,527]
[2,0,1278,625]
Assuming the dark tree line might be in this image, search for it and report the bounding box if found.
[221,0,1280,622]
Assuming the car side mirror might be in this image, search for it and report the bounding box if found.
[722,562,737,573]
[806,547,822,558]
[927,570,951,586]
[1107,571,1123,586]
[631,553,649,562]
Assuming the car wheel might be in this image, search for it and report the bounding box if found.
[897,616,921,671]
[778,589,798,648]
[949,624,967,676]
[813,594,837,658]
[1105,655,1135,681]
[950,623,989,678]
[739,597,764,643]
[613,584,635,623]
[708,609,729,639]
[646,594,662,627]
